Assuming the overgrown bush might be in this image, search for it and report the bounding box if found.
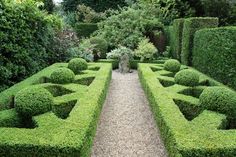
[94,6,163,49]
[200,87,236,119]
[174,69,199,86]
[89,37,108,59]
[15,86,53,117]
[134,39,158,61]
[68,58,88,74]
[0,0,62,92]
[50,68,75,84]
[192,26,236,90]
[164,59,181,73]
[74,23,98,37]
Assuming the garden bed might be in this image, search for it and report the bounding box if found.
[0,62,112,156]
[138,62,236,157]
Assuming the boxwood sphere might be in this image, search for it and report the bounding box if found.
[200,87,236,118]
[15,87,53,117]
[68,58,88,74]
[50,68,75,84]
[164,59,181,72]
[174,69,199,86]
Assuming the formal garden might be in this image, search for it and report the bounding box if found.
[0,0,235,156]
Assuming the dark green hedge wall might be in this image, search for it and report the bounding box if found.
[193,26,236,90]
[62,0,127,12]
[181,17,219,65]
[75,23,98,37]
[172,18,184,60]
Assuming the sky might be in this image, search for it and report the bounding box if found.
[53,0,63,4]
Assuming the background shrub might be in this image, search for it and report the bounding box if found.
[181,17,219,65]
[50,68,75,84]
[74,23,98,37]
[174,69,199,86]
[62,0,127,12]
[68,58,88,74]
[89,37,108,59]
[0,0,62,92]
[15,87,53,117]
[172,18,184,60]
[192,26,236,90]
[134,39,158,62]
[200,87,236,119]
[164,59,181,73]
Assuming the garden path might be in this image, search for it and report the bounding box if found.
[91,70,167,157]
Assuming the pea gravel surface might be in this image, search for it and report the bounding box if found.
[91,70,167,157]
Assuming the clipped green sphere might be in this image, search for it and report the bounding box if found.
[200,87,236,118]
[164,59,181,72]
[174,69,199,86]
[68,58,88,74]
[15,87,53,117]
[50,68,75,84]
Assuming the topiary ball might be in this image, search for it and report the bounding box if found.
[50,68,75,84]
[174,69,199,86]
[199,87,236,118]
[15,87,53,117]
[90,37,108,58]
[164,59,181,72]
[68,58,88,74]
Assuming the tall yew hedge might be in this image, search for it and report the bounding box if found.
[193,27,236,90]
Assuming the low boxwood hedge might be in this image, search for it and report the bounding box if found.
[0,61,112,156]
[138,62,236,156]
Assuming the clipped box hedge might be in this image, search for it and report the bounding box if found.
[181,17,219,65]
[172,18,184,60]
[0,62,112,156]
[75,23,98,37]
[138,62,236,156]
[193,26,236,90]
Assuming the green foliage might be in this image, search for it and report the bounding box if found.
[89,37,108,58]
[181,17,219,65]
[0,0,63,92]
[164,59,181,73]
[174,69,199,86]
[106,46,133,60]
[0,62,112,156]
[201,0,236,26]
[172,18,184,60]
[75,23,98,37]
[76,4,106,23]
[50,68,75,84]
[62,0,126,12]
[200,87,236,119]
[15,87,53,117]
[0,109,21,127]
[43,0,54,13]
[138,63,236,156]
[68,58,88,74]
[94,6,164,49]
[134,39,158,61]
[193,26,236,90]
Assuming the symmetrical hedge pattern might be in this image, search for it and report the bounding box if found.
[0,62,112,156]
[181,17,219,65]
[193,26,236,90]
[138,62,236,156]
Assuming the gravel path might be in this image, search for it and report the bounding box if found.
[91,70,167,157]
